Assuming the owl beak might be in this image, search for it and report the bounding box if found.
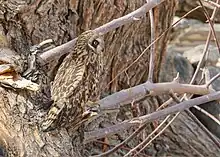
[88,43,98,54]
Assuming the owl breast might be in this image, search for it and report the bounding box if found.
[52,56,102,129]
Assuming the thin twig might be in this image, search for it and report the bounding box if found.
[134,113,179,156]
[90,124,147,157]
[185,109,220,148]
[199,0,220,53]
[147,0,156,82]
[204,68,212,88]
[190,31,211,84]
[204,0,220,8]
[206,72,220,87]
[193,106,220,126]
[168,90,180,103]
[124,116,170,157]
[156,97,173,110]
[94,140,149,157]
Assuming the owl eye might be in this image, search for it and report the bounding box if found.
[91,39,99,48]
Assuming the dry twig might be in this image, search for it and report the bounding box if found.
[204,0,220,8]
[124,115,171,157]
[147,0,156,82]
[206,72,220,87]
[193,105,220,126]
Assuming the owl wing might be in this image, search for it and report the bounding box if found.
[52,55,85,101]
[41,55,85,131]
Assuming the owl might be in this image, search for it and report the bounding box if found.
[41,30,104,131]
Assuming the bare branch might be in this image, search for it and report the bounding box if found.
[210,0,220,20]
[85,91,220,143]
[165,1,220,148]
[91,86,179,157]
[147,0,156,82]
[98,81,212,111]
[86,1,220,155]
[40,0,166,63]
[40,4,201,67]
[126,89,220,156]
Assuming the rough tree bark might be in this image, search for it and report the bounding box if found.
[0,0,219,157]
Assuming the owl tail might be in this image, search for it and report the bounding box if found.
[40,103,65,132]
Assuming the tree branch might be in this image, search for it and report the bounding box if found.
[98,81,212,111]
[39,0,166,63]
[85,91,220,143]
[147,0,156,82]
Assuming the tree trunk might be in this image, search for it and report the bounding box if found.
[0,0,219,157]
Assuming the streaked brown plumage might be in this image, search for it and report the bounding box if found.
[41,30,104,131]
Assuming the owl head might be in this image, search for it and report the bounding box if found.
[87,31,104,55]
[75,30,104,57]
[74,30,104,67]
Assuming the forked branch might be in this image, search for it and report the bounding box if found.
[85,91,220,144]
